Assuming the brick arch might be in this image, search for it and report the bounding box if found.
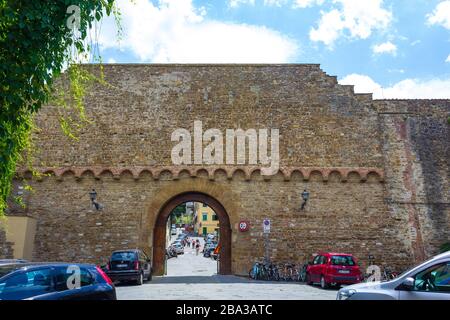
[151,192,231,276]
[140,179,239,276]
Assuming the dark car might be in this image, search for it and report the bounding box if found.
[0,262,116,300]
[105,249,152,285]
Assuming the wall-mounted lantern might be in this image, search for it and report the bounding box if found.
[89,189,104,211]
[300,189,310,210]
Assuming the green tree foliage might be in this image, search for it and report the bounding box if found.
[171,205,186,218]
[170,205,194,226]
[0,0,116,215]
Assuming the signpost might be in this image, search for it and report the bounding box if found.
[263,219,271,264]
[263,219,271,234]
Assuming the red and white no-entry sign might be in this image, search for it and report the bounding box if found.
[239,221,250,232]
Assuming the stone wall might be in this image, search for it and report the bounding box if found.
[374,100,449,261]
[0,227,14,259]
[4,64,449,275]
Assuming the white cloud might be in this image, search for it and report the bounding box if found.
[293,0,325,8]
[427,0,450,29]
[388,69,405,74]
[446,54,450,62]
[310,0,392,46]
[229,0,255,8]
[373,41,397,56]
[229,0,323,8]
[339,74,450,99]
[263,0,289,6]
[99,0,298,63]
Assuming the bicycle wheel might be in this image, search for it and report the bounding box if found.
[249,265,257,280]
[260,267,268,281]
[287,267,295,281]
[292,268,299,282]
[273,268,280,281]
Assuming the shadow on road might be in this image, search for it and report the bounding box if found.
[115,275,340,287]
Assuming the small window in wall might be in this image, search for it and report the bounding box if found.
[202,213,208,221]
[202,227,207,235]
[212,214,218,221]
[202,203,208,207]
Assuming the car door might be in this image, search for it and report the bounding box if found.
[399,261,450,300]
[317,256,327,281]
[310,256,322,282]
[52,266,103,300]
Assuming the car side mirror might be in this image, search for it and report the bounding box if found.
[396,277,414,291]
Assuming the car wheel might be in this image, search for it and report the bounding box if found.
[306,273,312,285]
[147,271,152,281]
[136,272,144,285]
[320,276,329,289]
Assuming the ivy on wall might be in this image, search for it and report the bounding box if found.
[0,0,118,216]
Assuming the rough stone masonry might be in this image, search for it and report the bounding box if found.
[2,64,449,276]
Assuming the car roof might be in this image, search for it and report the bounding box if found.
[432,250,450,260]
[0,262,97,274]
[318,252,354,256]
[112,249,140,253]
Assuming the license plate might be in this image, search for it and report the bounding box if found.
[117,264,127,268]
[338,270,350,274]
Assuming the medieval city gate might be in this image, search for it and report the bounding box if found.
[2,65,448,276]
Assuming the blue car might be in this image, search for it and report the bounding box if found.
[0,262,116,300]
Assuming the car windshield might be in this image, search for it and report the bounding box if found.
[111,252,136,261]
[331,256,355,266]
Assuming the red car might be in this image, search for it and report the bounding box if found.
[306,252,362,289]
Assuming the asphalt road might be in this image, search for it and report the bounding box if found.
[116,236,337,300]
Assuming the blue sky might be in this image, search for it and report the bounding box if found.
[95,0,450,98]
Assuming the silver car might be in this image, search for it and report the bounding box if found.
[171,243,184,255]
[337,251,450,300]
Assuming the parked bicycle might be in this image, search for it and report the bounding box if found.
[250,261,309,282]
[364,265,399,282]
[249,262,267,280]
[281,263,301,281]
[298,263,308,282]
[265,262,280,281]
[382,266,398,281]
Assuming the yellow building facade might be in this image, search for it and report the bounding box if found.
[194,203,219,236]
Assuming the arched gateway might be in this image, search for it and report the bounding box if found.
[152,192,231,275]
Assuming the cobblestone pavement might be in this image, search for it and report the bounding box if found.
[116,237,337,300]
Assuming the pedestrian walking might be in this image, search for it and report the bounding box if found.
[195,242,200,256]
